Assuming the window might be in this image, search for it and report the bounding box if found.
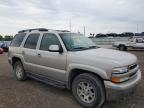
[40,33,60,51]
[135,38,144,43]
[24,33,39,49]
[60,33,96,51]
[10,33,26,47]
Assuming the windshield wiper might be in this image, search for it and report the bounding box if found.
[87,46,98,49]
[72,46,99,51]
[73,47,87,49]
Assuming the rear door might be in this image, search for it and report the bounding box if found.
[22,33,40,73]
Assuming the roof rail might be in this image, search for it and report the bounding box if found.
[54,30,70,32]
[18,28,48,33]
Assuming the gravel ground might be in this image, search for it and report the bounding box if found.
[0,51,143,108]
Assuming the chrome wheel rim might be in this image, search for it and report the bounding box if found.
[77,81,96,103]
[15,65,23,79]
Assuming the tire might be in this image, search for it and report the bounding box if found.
[119,45,127,51]
[13,61,27,81]
[72,73,105,108]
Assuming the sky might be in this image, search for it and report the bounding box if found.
[0,0,144,36]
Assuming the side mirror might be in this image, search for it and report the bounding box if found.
[49,45,63,53]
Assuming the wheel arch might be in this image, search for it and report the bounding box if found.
[67,68,106,89]
[12,56,23,68]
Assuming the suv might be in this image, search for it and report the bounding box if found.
[8,28,141,108]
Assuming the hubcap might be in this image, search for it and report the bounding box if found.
[15,65,23,79]
[120,46,124,50]
[77,81,96,103]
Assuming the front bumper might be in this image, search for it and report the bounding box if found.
[104,69,141,101]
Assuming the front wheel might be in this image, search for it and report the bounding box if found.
[119,45,127,51]
[72,73,105,108]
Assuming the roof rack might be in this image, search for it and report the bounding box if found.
[18,28,70,33]
[18,28,48,33]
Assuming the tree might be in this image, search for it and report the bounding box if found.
[4,35,13,41]
[0,35,3,41]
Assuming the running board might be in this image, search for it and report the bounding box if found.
[27,72,66,89]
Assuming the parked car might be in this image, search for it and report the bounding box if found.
[95,34,108,38]
[0,43,3,47]
[106,33,118,37]
[0,41,11,52]
[8,28,141,108]
[113,36,144,50]
[0,48,4,54]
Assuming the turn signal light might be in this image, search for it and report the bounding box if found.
[111,77,121,83]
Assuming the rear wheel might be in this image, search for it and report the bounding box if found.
[72,73,105,108]
[13,61,27,81]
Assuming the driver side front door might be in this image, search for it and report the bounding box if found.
[36,33,67,82]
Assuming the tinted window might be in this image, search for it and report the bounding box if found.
[11,33,26,47]
[24,34,39,49]
[40,33,60,51]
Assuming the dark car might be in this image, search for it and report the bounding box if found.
[95,34,108,38]
[0,41,11,52]
[0,42,4,48]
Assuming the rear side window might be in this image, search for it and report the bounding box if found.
[40,33,60,51]
[11,33,26,47]
[24,33,40,49]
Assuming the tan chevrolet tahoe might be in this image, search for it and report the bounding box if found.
[8,28,141,108]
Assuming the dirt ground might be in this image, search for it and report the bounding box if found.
[0,51,143,108]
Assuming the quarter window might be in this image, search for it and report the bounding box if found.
[40,33,60,51]
[24,33,39,49]
[11,33,26,47]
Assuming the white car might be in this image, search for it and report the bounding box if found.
[113,36,144,50]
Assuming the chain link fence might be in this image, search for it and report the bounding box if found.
[90,37,129,45]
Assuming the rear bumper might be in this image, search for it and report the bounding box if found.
[104,70,141,101]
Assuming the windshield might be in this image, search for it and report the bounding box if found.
[59,33,97,51]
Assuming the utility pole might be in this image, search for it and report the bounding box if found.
[137,24,139,33]
[84,26,85,36]
[69,18,72,32]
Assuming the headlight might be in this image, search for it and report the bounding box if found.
[112,67,128,74]
[111,67,129,83]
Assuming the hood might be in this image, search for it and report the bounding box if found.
[74,48,137,67]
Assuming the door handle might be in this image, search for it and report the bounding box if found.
[22,51,25,55]
[37,53,41,57]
